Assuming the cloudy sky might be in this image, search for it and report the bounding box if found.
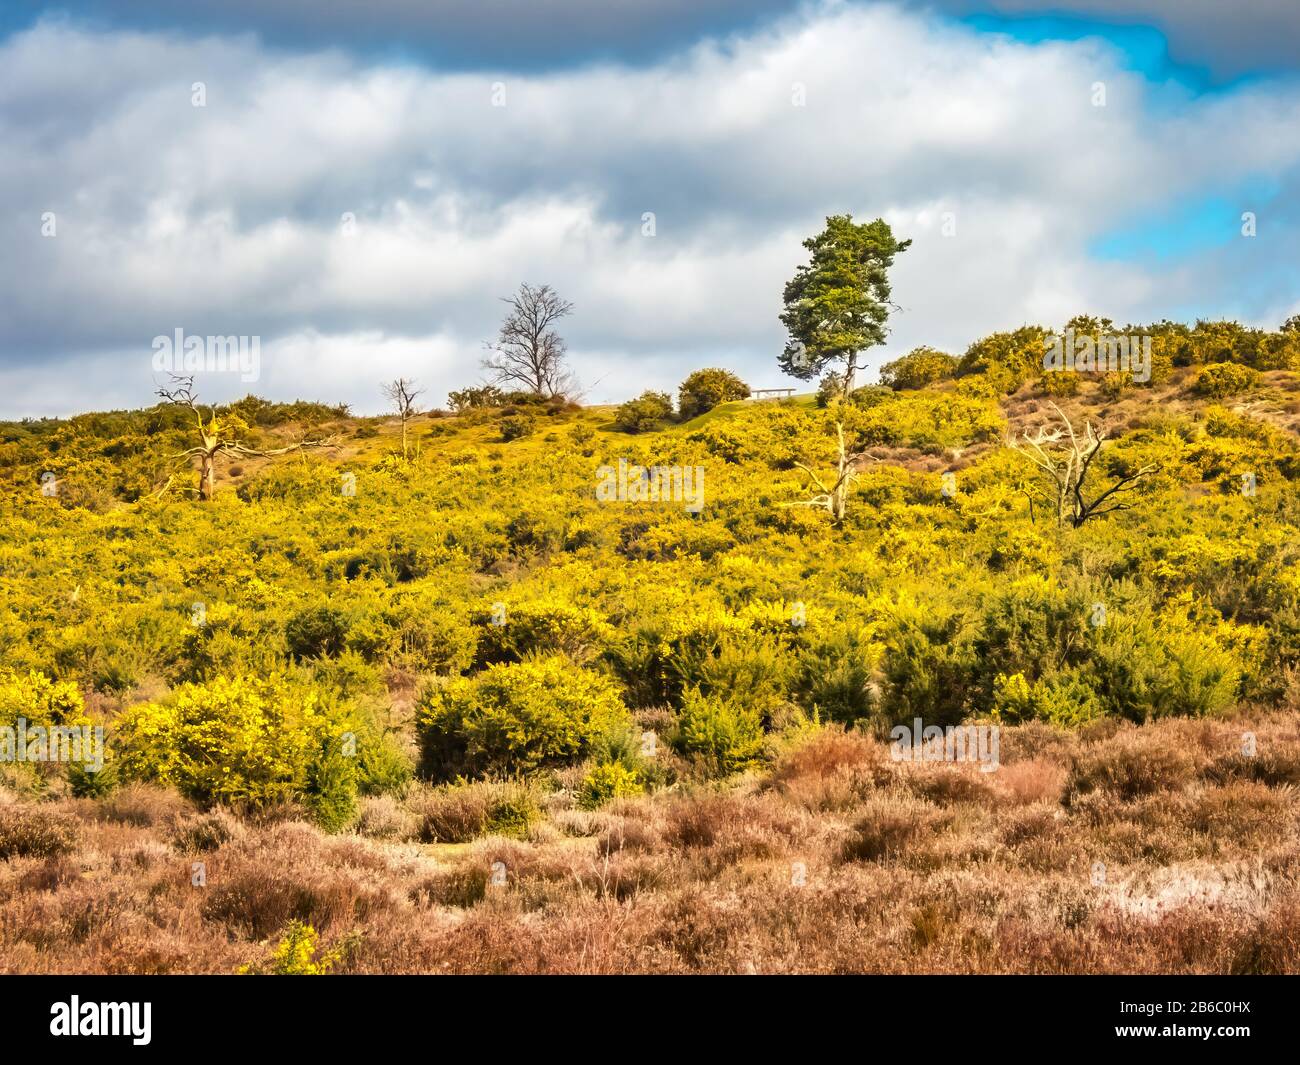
[2,1,1299,417]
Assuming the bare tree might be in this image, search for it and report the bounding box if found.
[782,420,865,522]
[382,378,425,459]
[156,377,336,501]
[1007,403,1157,526]
[482,283,575,397]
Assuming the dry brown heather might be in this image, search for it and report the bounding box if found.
[3,712,1299,974]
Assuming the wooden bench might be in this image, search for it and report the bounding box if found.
[750,388,796,401]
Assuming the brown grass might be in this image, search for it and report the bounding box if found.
[2,714,1300,973]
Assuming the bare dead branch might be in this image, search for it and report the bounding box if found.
[1006,405,1158,527]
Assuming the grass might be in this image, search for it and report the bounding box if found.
[667,394,817,434]
[3,711,1298,974]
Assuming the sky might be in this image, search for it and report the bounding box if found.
[2,0,1299,417]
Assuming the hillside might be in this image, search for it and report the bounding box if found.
[3,351,1300,974]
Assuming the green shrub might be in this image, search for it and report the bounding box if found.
[304,734,359,832]
[578,761,644,808]
[68,759,118,798]
[0,669,88,729]
[476,600,614,665]
[849,384,894,408]
[956,325,1048,388]
[239,920,344,975]
[678,368,750,420]
[354,728,414,797]
[416,657,631,779]
[954,365,1018,399]
[671,688,766,777]
[484,787,541,837]
[686,403,808,466]
[500,414,536,441]
[693,635,797,718]
[1087,612,1242,721]
[1040,371,1081,396]
[180,602,280,681]
[1186,320,1261,368]
[816,372,848,406]
[795,625,882,723]
[386,601,478,674]
[877,601,976,727]
[969,576,1087,698]
[1101,371,1132,398]
[308,650,384,699]
[991,670,1103,728]
[285,605,350,660]
[878,347,958,390]
[1195,363,1261,398]
[848,391,1004,450]
[613,391,673,433]
[116,675,356,809]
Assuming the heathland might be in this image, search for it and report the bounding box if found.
[3,315,1300,973]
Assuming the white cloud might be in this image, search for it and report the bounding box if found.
[3,4,1300,417]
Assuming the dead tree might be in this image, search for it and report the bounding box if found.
[381,378,425,459]
[156,377,337,501]
[783,420,863,522]
[1007,403,1156,527]
[482,283,575,397]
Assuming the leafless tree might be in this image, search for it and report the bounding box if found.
[782,420,865,522]
[382,377,425,459]
[156,377,336,501]
[1007,403,1157,526]
[482,283,575,397]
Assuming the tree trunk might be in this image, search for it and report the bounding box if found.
[199,453,215,501]
[831,421,851,521]
[843,352,858,396]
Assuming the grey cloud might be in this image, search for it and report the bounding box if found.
[7,1,1300,78]
[2,7,1300,418]
[4,0,797,68]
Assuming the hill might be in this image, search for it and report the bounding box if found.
[2,351,1300,973]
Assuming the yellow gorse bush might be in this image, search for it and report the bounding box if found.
[417,656,631,780]
[116,675,351,808]
[3,335,1300,800]
[238,921,344,975]
[0,670,88,729]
